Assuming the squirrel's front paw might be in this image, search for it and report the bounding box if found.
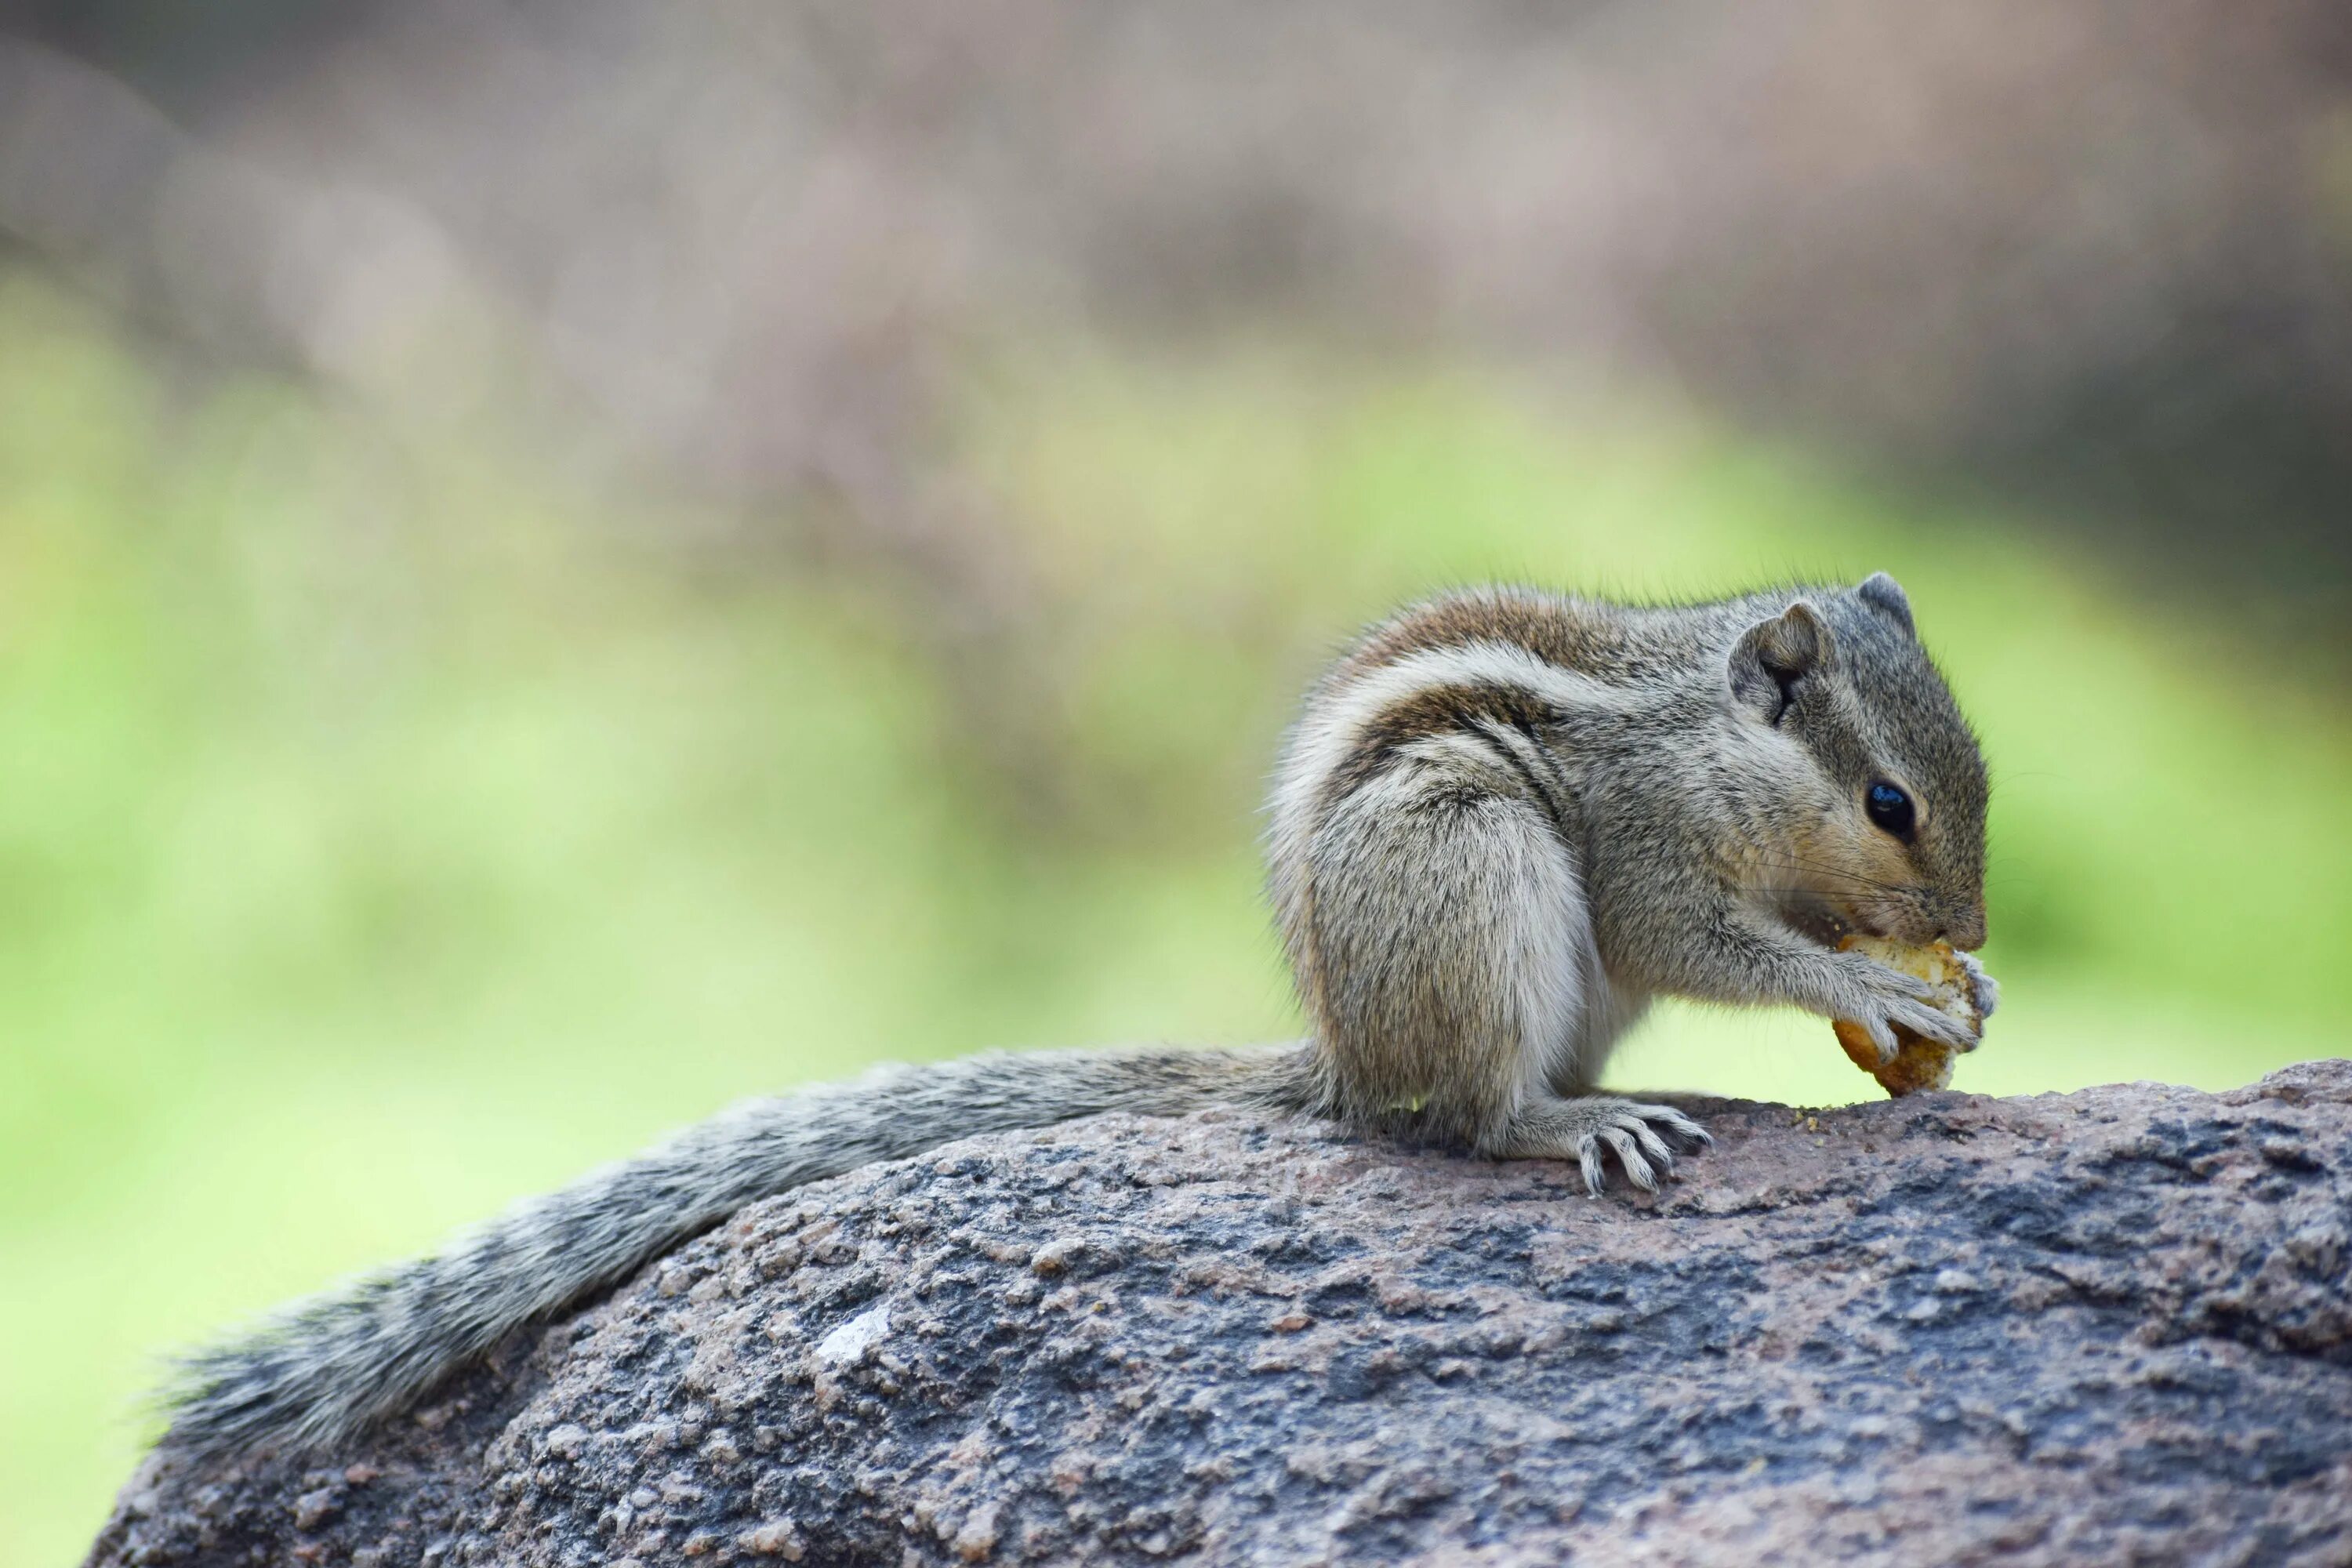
[1831,954,1979,1062]
[1953,948,1999,1021]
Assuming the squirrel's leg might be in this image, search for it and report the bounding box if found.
[1519,981,1700,1194]
[1296,760,1704,1193]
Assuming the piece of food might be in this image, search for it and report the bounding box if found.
[1831,935,1984,1098]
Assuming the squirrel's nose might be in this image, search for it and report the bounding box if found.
[1941,905,1988,952]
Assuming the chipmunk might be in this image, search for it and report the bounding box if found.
[160,572,1994,1460]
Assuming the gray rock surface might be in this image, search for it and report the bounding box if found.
[89,1061,2352,1566]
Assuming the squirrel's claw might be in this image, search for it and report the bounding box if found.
[1955,949,2001,1022]
[1510,1099,1711,1198]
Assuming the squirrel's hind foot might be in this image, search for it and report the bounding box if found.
[1491,1097,1711,1197]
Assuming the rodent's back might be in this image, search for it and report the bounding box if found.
[1319,585,1788,692]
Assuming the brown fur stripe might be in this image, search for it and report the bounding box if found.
[1335,589,1590,681]
[1318,681,1566,811]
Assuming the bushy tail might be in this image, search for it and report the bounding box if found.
[160,1043,1315,1461]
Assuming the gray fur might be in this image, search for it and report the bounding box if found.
[158,575,1993,1462]
[1265,575,1990,1174]
[1855,570,1916,634]
[161,1045,1312,1459]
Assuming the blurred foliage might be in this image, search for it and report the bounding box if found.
[2,277,2348,1564]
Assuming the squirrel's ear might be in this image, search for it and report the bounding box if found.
[1855,572,1915,635]
[1729,601,1831,720]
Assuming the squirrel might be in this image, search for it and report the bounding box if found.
[158,572,1995,1461]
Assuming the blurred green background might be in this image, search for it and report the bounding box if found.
[4,3,2352,1562]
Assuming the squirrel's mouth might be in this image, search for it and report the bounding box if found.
[1776,893,1862,950]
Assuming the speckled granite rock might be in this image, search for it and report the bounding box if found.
[89,1061,2352,1567]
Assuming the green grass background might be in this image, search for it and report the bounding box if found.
[3,280,2347,1564]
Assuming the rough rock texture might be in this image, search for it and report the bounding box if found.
[89,1062,2352,1567]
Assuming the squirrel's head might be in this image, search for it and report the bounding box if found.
[1726,572,1989,951]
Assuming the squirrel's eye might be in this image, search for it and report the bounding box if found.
[1864,780,1916,840]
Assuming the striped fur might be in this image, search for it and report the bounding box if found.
[1267,579,1987,1165]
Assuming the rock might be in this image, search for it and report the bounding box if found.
[85,1062,2352,1566]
